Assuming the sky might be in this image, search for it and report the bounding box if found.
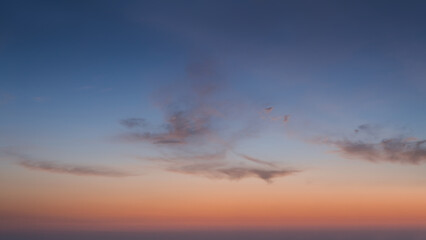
[1,0,426,238]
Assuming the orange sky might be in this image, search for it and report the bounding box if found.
[1,163,426,231]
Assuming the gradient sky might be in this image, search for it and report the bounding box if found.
[1,0,426,235]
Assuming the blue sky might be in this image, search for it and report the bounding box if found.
[1,1,426,233]
[1,0,426,173]
[1,0,426,169]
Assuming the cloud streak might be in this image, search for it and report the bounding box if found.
[237,153,277,168]
[167,162,298,183]
[2,151,134,177]
[327,138,426,164]
[19,160,133,177]
[318,124,426,164]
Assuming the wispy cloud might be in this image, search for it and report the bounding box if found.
[118,61,222,146]
[120,110,211,145]
[19,160,133,177]
[118,60,299,182]
[236,153,277,168]
[217,167,298,182]
[325,138,426,164]
[264,106,273,114]
[318,124,426,164]
[138,151,226,163]
[2,151,134,177]
[167,162,298,183]
[137,151,296,182]
[261,106,291,124]
[283,115,290,123]
[120,118,148,128]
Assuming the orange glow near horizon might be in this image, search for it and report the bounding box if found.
[1,164,426,231]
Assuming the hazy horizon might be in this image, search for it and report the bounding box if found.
[2,229,426,240]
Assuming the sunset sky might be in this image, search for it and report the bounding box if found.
[1,0,426,238]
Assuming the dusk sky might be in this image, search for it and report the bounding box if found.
[1,0,426,239]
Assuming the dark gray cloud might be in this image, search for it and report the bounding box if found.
[320,124,426,164]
